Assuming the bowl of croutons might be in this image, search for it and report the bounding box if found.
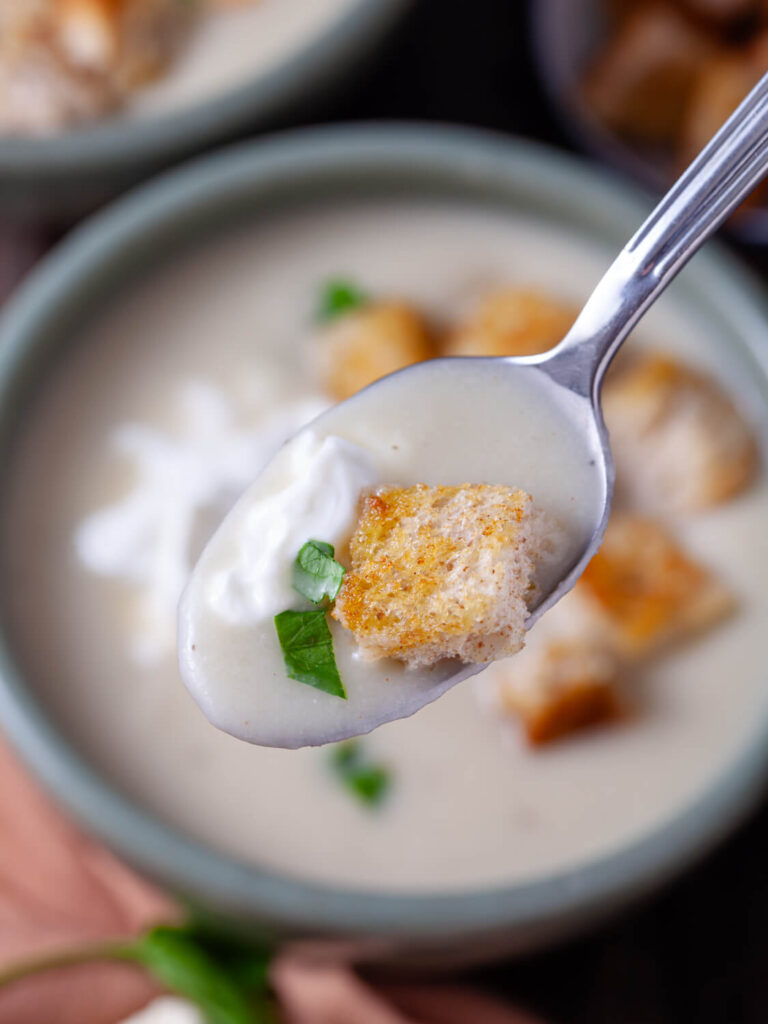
[1,123,768,964]
[531,0,768,242]
[0,0,409,220]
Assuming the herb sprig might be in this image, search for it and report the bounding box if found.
[330,741,391,807]
[275,539,348,699]
[0,921,275,1024]
[292,539,345,604]
[274,608,346,699]
[317,279,367,322]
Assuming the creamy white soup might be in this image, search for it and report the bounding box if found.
[0,0,360,135]
[129,0,361,121]
[180,359,605,747]
[3,202,768,891]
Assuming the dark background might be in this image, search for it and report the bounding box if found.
[12,2,768,1021]
[336,2,768,1022]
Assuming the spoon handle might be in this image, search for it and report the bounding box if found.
[551,71,768,396]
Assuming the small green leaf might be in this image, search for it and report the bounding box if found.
[275,609,346,699]
[292,539,346,604]
[317,279,367,322]
[127,926,259,1024]
[330,741,391,807]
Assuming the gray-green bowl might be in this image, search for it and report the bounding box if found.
[1,124,768,966]
[0,0,409,222]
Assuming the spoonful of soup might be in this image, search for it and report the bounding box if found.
[179,74,768,749]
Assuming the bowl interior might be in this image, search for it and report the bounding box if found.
[2,126,768,955]
[0,0,408,219]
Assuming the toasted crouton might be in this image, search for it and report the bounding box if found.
[583,3,713,145]
[333,484,550,668]
[0,35,114,134]
[679,53,747,166]
[445,288,575,358]
[114,0,192,88]
[678,36,768,210]
[0,0,189,132]
[494,512,733,744]
[318,302,436,401]
[496,639,622,745]
[494,511,734,745]
[57,0,189,80]
[57,0,122,70]
[578,514,735,658]
[604,353,758,510]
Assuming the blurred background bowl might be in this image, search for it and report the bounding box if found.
[2,124,768,966]
[529,0,768,245]
[0,0,410,222]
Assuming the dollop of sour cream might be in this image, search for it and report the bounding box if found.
[75,381,328,664]
[205,431,379,624]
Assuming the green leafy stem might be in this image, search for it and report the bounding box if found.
[0,922,275,1024]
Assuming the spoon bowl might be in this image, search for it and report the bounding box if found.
[179,354,607,747]
[181,72,768,747]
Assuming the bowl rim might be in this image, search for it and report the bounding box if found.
[0,0,409,179]
[2,122,768,940]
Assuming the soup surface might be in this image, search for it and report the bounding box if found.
[3,201,768,891]
[130,0,360,121]
[181,359,605,747]
[0,0,359,135]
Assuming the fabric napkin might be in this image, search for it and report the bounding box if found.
[0,737,540,1024]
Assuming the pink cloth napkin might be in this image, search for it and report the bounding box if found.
[0,737,540,1024]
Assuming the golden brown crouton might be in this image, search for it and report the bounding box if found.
[445,288,575,358]
[318,302,436,401]
[333,484,549,668]
[494,511,734,745]
[603,353,758,510]
[679,51,748,163]
[0,0,190,132]
[55,0,187,80]
[578,514,735,658]
[678,37,768,213]
[583,3,713,145]
[496,639,622,745]
[56,0,121,70]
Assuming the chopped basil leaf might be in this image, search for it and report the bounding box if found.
[318,279,367,322]
[292,539,346,604]
[274,609,346,699]
[330,740,391,807]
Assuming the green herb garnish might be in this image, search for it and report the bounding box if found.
[317,279,367,322]
[274,608,346,699]
[330,740,391,807]
[292,539,346,604]
[0,920,275,1024]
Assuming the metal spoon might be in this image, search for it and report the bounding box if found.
[524,69,768,626]
[181,74,768,747]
